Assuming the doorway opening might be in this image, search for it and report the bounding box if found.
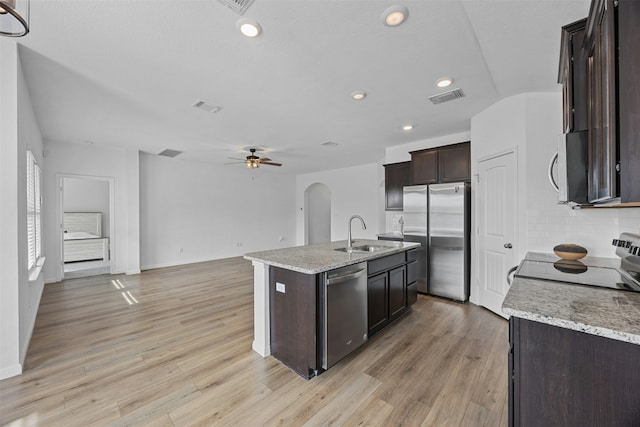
[304,183,331,245]
[59,175,115,280]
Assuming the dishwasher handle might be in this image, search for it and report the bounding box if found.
[326,268,365,286]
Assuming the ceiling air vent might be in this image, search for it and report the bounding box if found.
[218,0,255,15]
[428,88,465,105]
[158,149,183,158]
[192,100,222,113]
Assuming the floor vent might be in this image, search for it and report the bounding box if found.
[158,149,183,158]
[428,88,465,105]
[192,100,222,113]
[218,0,255,15]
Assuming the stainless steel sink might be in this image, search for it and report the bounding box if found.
[334,244,388,253]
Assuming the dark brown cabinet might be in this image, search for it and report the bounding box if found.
[617,0,640,203]
[383,161,411,211]
[558,19,588,133]
[410,142,470,185]
[410,149,439,185]
[560,0,640,204]
[509,317,640,426]
[269,266,320,379]
[438,143,471,183]
[585,0,618,203]
[367,251,414,337]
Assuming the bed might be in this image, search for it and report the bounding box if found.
[63,212,110,263]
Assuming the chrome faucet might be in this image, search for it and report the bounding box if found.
[347,215,367,249]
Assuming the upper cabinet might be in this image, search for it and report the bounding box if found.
[560,0,640,204]
[559,19,588,133]
[410,142,470,185]
[617,0,640,203]
[410,149,439,185]
[383,161,411,211]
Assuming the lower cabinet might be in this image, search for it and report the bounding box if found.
[367,252,416,338]
[509,317,640,426]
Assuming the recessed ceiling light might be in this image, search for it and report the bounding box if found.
[237,18,262,38]
[402,124,413,131]
[436,77,453,88]
[382,6,409,27]
[351,91,366,100]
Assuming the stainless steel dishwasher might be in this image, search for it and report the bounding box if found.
[323,262,368,370]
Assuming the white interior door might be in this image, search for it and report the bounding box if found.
[477,151,517,317]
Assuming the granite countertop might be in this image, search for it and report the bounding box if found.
[503,276,640,345]
[244,239,420,274]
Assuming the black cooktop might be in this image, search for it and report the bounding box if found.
[515,259,640,293]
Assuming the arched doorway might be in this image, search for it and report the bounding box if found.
[304,183,331,245]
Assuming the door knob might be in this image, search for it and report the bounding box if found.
[504,243,513,249]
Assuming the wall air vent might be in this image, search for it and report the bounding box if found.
[218,0,255,15]
[428,88,465,105]
[158,149,183,158]
[192,100,222,113]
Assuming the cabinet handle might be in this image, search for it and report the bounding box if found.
[326,269,365,285]
[548,152,559,192]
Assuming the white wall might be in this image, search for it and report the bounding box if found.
[42,141,141,282]
[0,40,45,379]
[139,153,296,269]
[63,178,110,237]
[296,163,381,245]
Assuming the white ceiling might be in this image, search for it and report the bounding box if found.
[17,0,590,174]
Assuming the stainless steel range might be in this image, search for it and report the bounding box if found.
[513,232,640,292]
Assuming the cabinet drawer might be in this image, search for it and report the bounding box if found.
[406,248,418,262]
[407,260,418,284]
[368,253,405,276]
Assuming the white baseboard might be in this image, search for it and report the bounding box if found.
[0,363,22,380]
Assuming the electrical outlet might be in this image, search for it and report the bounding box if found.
[179,247,184,254]
[236,242,243,247]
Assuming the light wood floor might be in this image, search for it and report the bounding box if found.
[0,257,509,426]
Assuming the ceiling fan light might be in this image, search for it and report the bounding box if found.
[382,5,408,27]
[0,0,29,37]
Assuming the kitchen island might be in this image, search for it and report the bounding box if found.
[245,239,419,378]
[503,271,640,426]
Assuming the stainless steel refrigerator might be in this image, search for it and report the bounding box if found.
[428,182,470,301]
[402,185,428,293]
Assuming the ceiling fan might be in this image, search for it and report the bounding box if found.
[226,148,282,169]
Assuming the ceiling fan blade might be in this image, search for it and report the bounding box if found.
[260,161,282,167]
[227,157,247,161]
[224,161,247,165]
[260,157,272,162]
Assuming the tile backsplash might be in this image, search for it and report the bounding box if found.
[528,206,640,257]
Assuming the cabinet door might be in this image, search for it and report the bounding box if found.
[586,0,618,203]
[411,149,438,185]
[618,0,640,203]
[439,143,470,183]
[384,162,411,211]
[367,273,388,336]
[511,317,640,426]
[388,265,406,318]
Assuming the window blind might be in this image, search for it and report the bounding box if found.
[27,150,42,271]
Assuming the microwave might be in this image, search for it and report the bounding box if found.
[549,131,589,206]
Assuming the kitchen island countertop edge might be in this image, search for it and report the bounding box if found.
[244,239,420,274]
